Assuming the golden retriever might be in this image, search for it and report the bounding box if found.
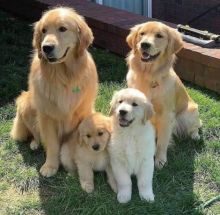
[126,21,202,169]
[60,112,117,193]
[109,88,155,203]
[11,7,98,177]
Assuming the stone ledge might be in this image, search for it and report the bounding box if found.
[0,0,220,93]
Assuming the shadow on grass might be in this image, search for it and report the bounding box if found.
[16,130,205,214]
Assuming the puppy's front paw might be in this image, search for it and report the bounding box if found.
[117,191,131,203]
[40,163,58,177]
[81,181,94,193]
[139,190,154,202]
[191,131,200,140]
[30,140,39,150]
[155,153,167,169]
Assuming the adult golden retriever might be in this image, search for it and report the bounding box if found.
[11,7,98,177]
[126,21,202,169]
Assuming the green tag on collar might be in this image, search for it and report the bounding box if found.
[72,86,80,93]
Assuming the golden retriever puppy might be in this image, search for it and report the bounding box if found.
[60,113,117,193]
[109,88,156,203]
[126,21,202,169]
[12,7,98,177]
[11,91,40,150]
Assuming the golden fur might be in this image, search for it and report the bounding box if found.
[60,113,117,193]
[11,7,98,177]
[11,91,40,150]
[126,21,202,169]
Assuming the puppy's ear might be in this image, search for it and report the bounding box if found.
[109,91,119,116]
[126,24,143,50]
[142,101,154,124]
[167,27,183,55]
[32,21,42,59]
[76,15,94,57]
[78,121,86,146]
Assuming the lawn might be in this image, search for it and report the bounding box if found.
[0,10,220,215]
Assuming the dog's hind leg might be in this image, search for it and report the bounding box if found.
[175,102,202,140]
[10,112,30,142]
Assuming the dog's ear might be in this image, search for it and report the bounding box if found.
[32,21,42,59]
[78,121,86,146]
[76,15,94,57]
[167,27,183,55]
[109,91,119,116]
[142,101,154,124]
[126,23,143,50]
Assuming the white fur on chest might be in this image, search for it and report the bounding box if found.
[110,122,155,175]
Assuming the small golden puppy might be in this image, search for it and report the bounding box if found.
[126,21,202,169]
[11,91,40,150]
[60,113,117,193]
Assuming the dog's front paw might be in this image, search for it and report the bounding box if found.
[139,190,154,202]
[81,181,94,193]
[30,140,39,150]
[155,153,167,169]
[40,163,58,177]
[117,191,131,203]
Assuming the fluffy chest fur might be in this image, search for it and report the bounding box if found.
[109,122,155,175]
[75,146,109,171]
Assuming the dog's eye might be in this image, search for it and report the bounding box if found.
[132,102,138,107]
[42,28,47,34]
[59,26,67,32]
[119,100,123,104]
[156,33,163,38]
[86,134,91,138]
[98,132,103,136]
[140,32,145,36]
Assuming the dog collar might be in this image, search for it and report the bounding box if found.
[72,86,80,93]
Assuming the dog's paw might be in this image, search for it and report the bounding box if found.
[30,140,39,150]
[40,163,58,177]
[117,191,131,203]
[191,131,200,140]
[155,154,167,169]
[139,190,154,202]
[81,182,94,193]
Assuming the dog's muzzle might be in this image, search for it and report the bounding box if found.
[119,117,134,127]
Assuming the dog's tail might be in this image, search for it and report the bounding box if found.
[10,92,31,141]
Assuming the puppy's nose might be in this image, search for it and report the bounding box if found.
[42,44,54,54]
[119,110,127,116]
[92,144,100,151]
[141,42,151,50]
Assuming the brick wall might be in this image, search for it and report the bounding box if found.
[153,0,220,34]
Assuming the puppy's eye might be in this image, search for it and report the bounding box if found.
[119,100,123,104]
[98,132,103,136]
[59,26,67,32]
[132,102,138,107]
[156,33,163,38]
[86,134,91,138]
[42,28,47,34]
[140,32,145,36]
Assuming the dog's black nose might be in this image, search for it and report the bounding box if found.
[141,42,151,49]
[119,110,127,116]
[92,144,100,151]
[42,45,54,54]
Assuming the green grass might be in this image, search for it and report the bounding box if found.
[0,10,220,215]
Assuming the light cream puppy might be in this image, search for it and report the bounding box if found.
[126,21,202,169]
[109,88,156,203]
[61,113,117,193]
